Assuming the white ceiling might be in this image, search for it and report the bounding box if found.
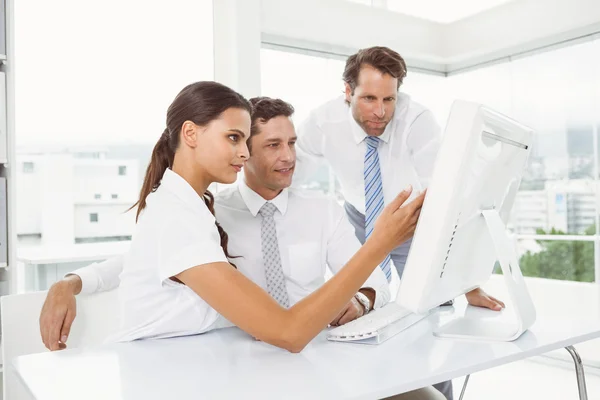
[385,0,517,24]
[265,0,600,72]
[349,0,518,24]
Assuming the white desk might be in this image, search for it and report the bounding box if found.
[13,303,600,400]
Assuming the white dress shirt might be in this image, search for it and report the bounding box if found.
[72,181,390,309]
[110,169,231,342]
[296,93,441,215]
[72,255,123,295]
[215,179,390,309]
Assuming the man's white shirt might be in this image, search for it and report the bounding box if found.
[73,177,390,332]
[216,179,389,308]
[296,93,442,214]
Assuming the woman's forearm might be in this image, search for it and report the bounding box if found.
[269,239,387,352]
[178,189,423,352]
[177,238,387,353]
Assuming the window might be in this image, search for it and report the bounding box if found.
[401,71,451,126]
[14,0,214,293]
[262,40,600,284]
[94,194,101,200]
[89,213,98,223]
[22,162,34,173]
[261,48,347,195]
[447,39,600,282]
[111,194,118,199]
[261,48,346,127]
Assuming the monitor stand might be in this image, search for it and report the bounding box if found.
[434,209,537,342]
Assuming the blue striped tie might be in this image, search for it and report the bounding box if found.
[364,136,392,282]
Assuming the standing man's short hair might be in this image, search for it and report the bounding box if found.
[342,46,407,94]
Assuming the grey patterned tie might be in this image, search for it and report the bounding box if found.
[259,202,290,308]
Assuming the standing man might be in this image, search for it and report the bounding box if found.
[296,46,440,281]
[296,46,504,400]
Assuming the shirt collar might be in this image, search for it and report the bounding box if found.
[348,106,394,145]
[238,178,289,217]
[160,168,209,213]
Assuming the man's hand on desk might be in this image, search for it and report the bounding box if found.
[465,288,505,311]
[39,275,82,351]
[329,287,376,326]
[329,297,364,327]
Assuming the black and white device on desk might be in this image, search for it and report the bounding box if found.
[328,100,536,345]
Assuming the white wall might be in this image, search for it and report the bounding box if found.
[214,0,262,97]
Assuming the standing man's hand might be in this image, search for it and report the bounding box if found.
[39,275,82,351]
[465,288,505,311]
[330,297,365,326]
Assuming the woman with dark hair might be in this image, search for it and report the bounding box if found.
[111,81,425,357]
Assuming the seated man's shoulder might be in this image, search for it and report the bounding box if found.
[214,186,247,212]
[289,187,328,200]
[289,188,342,210]
[214,186,237,201]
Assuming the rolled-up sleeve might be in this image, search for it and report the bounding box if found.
[70,255,125,295]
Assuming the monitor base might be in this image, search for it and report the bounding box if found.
[434,209,537,342]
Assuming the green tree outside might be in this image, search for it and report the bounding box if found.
[516,226,595,282]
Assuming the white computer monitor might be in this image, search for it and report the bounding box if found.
[397,100,536,342]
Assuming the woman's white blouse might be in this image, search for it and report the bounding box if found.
[110,169,232,342]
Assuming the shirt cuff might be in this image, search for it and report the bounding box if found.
[372,287,388,310]
[68,265,100,295]
[359,286,383,310]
